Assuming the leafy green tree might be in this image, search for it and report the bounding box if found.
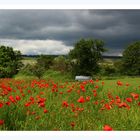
[25,55,54,79]
[52,56,71,73]
[69,38,106,76]
[100,64,116,76]
[30,64,45,79]
[114,60,123,74]
[122,41,140,75]
[36,55,54,69]
[0,45,23,78]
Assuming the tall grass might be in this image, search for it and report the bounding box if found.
[0,77,140,130]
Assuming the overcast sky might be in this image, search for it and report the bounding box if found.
[0,10,140,56]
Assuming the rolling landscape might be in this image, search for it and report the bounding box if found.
[0,10,140,131]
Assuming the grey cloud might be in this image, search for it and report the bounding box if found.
[0,10,140,55]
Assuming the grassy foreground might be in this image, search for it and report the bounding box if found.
[0,74,140,130]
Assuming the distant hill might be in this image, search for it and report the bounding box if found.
[22,54,60,58]
[22,54,122,59]
[102,55,122,59]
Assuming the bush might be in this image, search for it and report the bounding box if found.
[99,64,116,76]
[19,64,34,76]
[20,55,54,79]
[52,56,71,73]
[30,64,45,79]
[0,45,23,78]
[114,60,123,74]
[122,41,140,75]
[36,55,54,69]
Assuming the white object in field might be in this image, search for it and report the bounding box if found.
[75,76,92,81]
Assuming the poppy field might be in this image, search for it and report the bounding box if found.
[0,78,140,130]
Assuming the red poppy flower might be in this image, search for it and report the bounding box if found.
[93,93,97,97]
[38,98,46,104]
[89,79,94,84]
[81,88,86,92]
[44,109,48,113]
[126,83,130,86]
[62,101,69,107]
[100,100,105,103]
[39,102,45,108]
[22,93,25,97]
[79,108,84,111]
[126,97,132,103]
[131,93,139,100]
[95,85,99,89]
[0,102,3,108]
[103,125,113,131]
[93,89,97,93]
[77,96,85,103]
[28,90,31,93]
[31,111,36,115]
[102,81,105,85]
[71,122,75,127]
[86,96,90,101]
[59,92,63,95]
[16,95,21,101]
[5,101,10,106]
[96,79,99,82]
[104,104,112,110]
[30,96,34,101]
[117,81,123,86]
[116,98,121,104]
[93,101,98,105]
[25,102,31,107]
[116,96,120,99]
[7,86,12,91]
[70,103,74,108]
[118,102,128,108]
[110,99,115,105]
[0,120,4,125]
[67,88,72,93]
[9,95,16,103]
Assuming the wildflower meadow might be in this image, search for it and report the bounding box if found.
[0,78,140,130]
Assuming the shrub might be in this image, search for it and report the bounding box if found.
[99,64,116,76]
[122,41,140,75]
[36,55,54,69]
[0,45,23,78]
[52,56,71,73]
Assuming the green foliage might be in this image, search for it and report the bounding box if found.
[21,55,54,79]
[69,38,106,76]
[114,60,124,74]
[1,77,140,130]
[99,64,116,76]
[43,69,73,82]
[21,63,45,79]
[30,64,45,79]
[36,55,54,69]
[52,56,71,73]
[122,41,140,75]
[0,45,23,78]
[19,64,35,76]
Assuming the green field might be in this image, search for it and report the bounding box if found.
[0,52,140,131]
[0,71,140,130]
[21,57,37,66]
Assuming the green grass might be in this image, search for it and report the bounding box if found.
[0,72,140,130]
[14,69,73,82]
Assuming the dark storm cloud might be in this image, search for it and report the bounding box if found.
[0,10,140,55]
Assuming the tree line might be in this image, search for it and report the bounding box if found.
[0,39,140,78]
